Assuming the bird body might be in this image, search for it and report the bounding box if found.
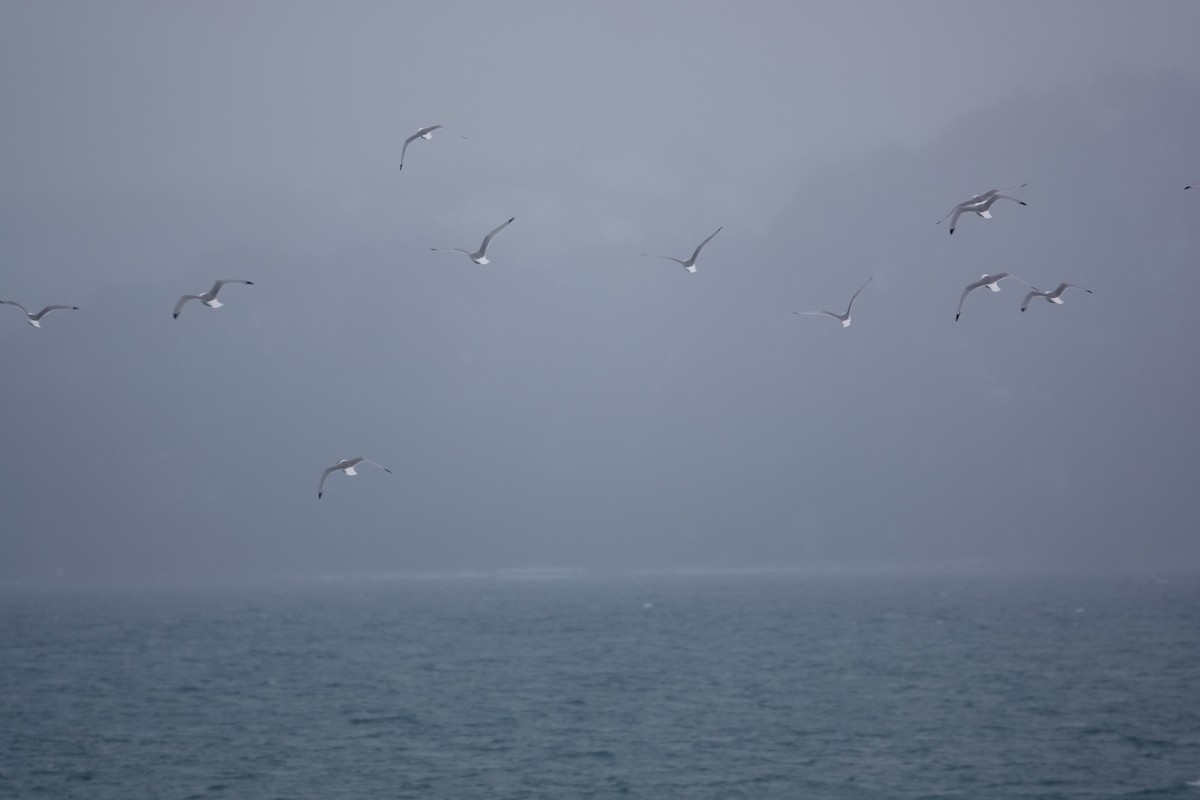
[173,279,253,319]
[937,184,1028,234]
[792,275,873,327]
[0,300,79,328]
[399,124,467,170]
[641,226,722,273]
[955,273,1036,321]
[431,217,515,264]
[1021,282,1092,312]
[319,457,392,498]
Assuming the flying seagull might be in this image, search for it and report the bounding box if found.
[0,300,79,328]
[955,273,1037,321]
[640,226,722,273]
[1021,282,1092,312]
[399,125,467,171]
[431,217,515,264]
[319,457,392,499]
[173,279,254,319]
[792,275,873,328]
[936,184,1028,234]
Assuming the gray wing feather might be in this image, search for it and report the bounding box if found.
[956,277,995,319]
[211,279,252,296]
[173,295,201,317]
[31,305,77,320]
[480,217,515,251]
[845,275,873,314]
[690,226,722,261]
[641,254,686,265]
[318,466,339,498]
[0,299,30,315]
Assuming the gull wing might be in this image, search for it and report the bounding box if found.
[479,217,515,253]
[318,465,340,498]
[211,279,253,295]
[844,275,873,315]
[31,305,78,320]
[173,295,202,318]
[956,276,999,320]
[399,136,418,169]
[689,226,722,262]
[399,127,438,169]
[1020,290,1043,312]
[935,204,964,224]
[937,206,966,234]
[0,299,31,315]
[991,193,1027,206]
[640,253,686,265]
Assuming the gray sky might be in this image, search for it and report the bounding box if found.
[2,1,1200,582]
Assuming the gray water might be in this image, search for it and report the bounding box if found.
[2,572,1198,799]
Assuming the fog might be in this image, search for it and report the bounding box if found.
[2,2,1199,582]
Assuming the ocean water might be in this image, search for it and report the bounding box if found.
[1,571,1198,799]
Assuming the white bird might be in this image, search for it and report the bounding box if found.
[792,275,873,328]
[319,457,392,499]
[640,226,722,273]
[173,279,254,319]
[955,273,1037,321]
[0,300,79,328]
[1021,282,1092,312]
[936,184,1028,234]
[399,125,467,171]
[431,217,515,265]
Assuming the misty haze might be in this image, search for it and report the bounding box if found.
[2,3,1199,798]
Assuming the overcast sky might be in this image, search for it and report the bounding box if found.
[2,1,1199,582]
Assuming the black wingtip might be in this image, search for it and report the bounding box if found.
[1186,185,1193,190]
[318,492,323,499]
[508,216,516,223]
[955,314,960,322]
[172,313,179,319]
